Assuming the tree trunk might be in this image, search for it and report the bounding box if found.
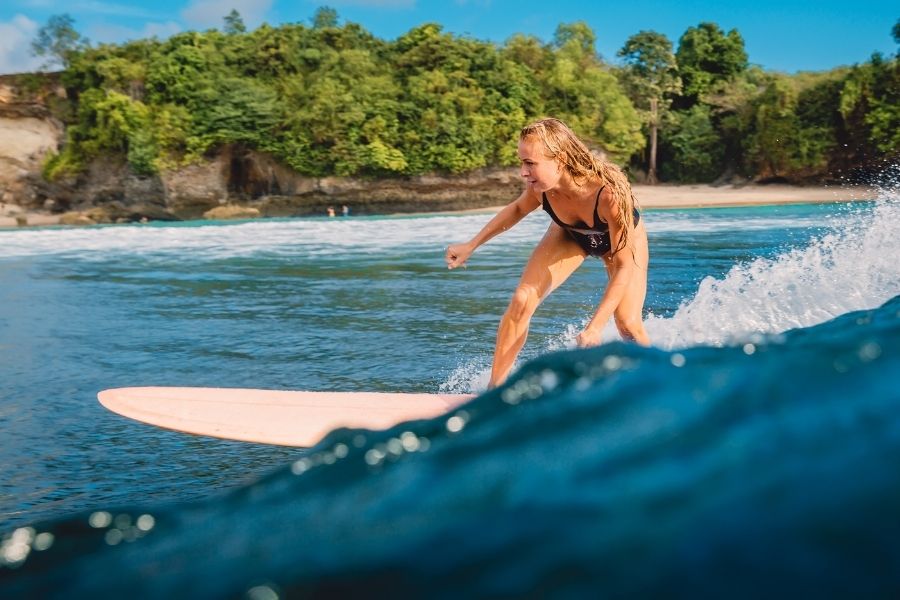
[648,97,659,185]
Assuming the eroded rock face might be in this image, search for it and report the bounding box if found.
[159,154,230,218]
[0,112,64,208]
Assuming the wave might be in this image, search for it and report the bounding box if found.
[2,294,898,597]
[648,191,898,348]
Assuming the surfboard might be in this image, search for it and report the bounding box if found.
[98,387,475,447]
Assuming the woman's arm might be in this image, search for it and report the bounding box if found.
[445,189,541,269]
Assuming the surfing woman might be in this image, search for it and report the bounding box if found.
[445,117,650,388]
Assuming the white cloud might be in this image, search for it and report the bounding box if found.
[0,15,43,75]
[181,0,275,29]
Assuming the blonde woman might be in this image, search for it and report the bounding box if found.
[445,117,650,388]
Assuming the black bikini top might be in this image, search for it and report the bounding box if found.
[542,185,640,234]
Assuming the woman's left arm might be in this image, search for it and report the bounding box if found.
[576,189,636,347]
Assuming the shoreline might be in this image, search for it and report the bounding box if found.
[0,184,878,228]
[392,183,878,217]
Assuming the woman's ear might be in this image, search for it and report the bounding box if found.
[555,152,567,171]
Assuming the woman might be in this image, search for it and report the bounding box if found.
[445,117,650,388]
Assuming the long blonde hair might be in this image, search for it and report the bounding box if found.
[520,117,638,254]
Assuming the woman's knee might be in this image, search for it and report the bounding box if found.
[615,315,646,342]
[505,285,541,322]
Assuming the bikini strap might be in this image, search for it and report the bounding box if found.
[541,192,568,229]
[592,185,606,228]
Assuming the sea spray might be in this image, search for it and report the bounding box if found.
[647,187,898,348]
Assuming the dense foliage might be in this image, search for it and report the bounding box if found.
[39,11,898,184]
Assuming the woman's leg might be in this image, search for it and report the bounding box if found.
[603,224,650,345]
[490,224,586,387]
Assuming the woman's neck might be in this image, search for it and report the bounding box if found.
[546,174,601,204]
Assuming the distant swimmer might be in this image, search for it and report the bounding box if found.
[341,205,350,217]
[445,117,650,388]
[327,206,336,217]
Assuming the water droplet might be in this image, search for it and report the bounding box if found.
[386,438,403,455]
[136,514,156,532]
[113,514,132,530]
[858,342,881,362]
[364,449,385,466]
[602,355,622,371]
[89,512,112,528]
[539,369,559,391]
[246,584,280,600]
[446,416,465,433]
[33,532,54,551]
[400,432,420,452]
[104,529,124,546]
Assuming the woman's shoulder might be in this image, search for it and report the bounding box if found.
[513,185,543,211]
[597,182,634,216]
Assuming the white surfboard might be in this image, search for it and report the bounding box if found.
[98,387,475,447]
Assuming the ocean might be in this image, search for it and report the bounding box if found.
[1,189,898,596]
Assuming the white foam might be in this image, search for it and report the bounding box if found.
[647,190,898,349]
[0,203,842,260]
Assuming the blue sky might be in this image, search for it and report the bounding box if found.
[1,0,896,75]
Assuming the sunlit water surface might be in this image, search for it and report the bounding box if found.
[1,191,899,596]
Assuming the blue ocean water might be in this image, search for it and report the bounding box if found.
[1,191,898,595]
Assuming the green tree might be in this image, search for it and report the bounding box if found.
[618,31,681,183]
[223,9,247,35]
[660,105,725,182]
[31,14,89,70]
[676,22,747,104]
[312,7,339,29]
[839,52,900,160]
[746,76,834,178]
[553,22,597,57]
[541,22,644,160]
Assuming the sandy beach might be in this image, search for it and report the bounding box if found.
[0,183,878,227]
[416,183,877,217]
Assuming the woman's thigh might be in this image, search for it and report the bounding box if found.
[517,223,587,301]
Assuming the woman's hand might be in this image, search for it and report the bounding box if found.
[576,325,604,348]
[446,242,475,269]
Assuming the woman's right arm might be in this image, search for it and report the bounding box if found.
[445,189,541,269]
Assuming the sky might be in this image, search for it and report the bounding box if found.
[1,0,897,75]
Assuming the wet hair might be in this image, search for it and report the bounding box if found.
[520,117,638,254]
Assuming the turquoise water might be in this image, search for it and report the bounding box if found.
[1,195,899,594]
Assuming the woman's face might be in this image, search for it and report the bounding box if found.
[518,136,562,192]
